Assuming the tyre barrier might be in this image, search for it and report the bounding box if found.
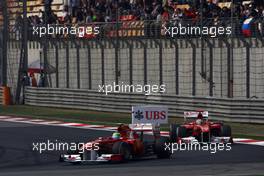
[0,86,11,106]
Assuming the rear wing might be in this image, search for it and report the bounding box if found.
[184,111,209,121]
[129,123,161,138]
[129,123,159,131]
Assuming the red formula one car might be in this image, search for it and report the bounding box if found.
[169,111,232,143]
[60,124,171,163]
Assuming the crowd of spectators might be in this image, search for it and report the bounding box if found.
[15,0,264,37]
[26,0,263,23]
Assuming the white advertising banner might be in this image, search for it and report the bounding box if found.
[132,106,168,124]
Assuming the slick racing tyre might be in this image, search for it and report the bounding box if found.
[112,141,131,161]
[169,124,187,142]
[155,137,171,159]
[169,124,180,142]
[200,132,210,143]
[177,126,187,138]
[220,125,232,137]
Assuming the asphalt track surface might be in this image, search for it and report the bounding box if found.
[0,121,263,176]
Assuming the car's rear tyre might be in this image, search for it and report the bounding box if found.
[220,125,232,137]
[202,132,210,143]
[155,137,171,159]
[210,128,220,137]
[177,126,187,138]
[169,124,179,142]
[112,141,131,161]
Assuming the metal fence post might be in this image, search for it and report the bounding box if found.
[74,41,80,89]
[153,39,163,86]
[204,39,214,97]
[246,46,250,98]
[23,0,28,76]
[43,41,48,86]
[209,44,214,97]
[55,43,59,88]
[227,45,232,98]
[1,0,8,86]
[122,40,133,86]
[109,40,119,86]
[192,46,196,96]
[15,0,28,104]
[201,38,205,78]
[187,39,196,96]
[87,42,92,89]
[65,41,70,88]
[136,40,148,85]
[239,38,251,98]
[129,41,133,86]
[222,39,233,98]
[144,41,147,86]
[159,41,163,86]
[115,39,119,85]
[170,39,179,95]
[135,39,147,85]
[101,44,105,86]
[96,41,105,86]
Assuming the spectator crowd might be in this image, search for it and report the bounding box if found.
[14,0,264,37]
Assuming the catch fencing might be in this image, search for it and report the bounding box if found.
[24,37,264,99]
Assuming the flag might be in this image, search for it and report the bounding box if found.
[242,17,253,37]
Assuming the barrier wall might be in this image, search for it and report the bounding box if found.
[25,87,264,124]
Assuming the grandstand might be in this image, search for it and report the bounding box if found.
[1,0,263,28]
[0,0,64,26]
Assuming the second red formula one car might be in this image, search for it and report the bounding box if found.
[60,123,171,164]
[169,111,233,143]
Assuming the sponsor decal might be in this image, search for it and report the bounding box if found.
[132,106,168,124]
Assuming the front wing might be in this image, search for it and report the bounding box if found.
[179,136,233,144]
[60,151,123,163]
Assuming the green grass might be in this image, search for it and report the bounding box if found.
[0,105,264,140]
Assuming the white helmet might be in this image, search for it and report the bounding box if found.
[196,119,202,125]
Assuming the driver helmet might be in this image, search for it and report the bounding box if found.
[112,132,121,139]
[196,119,202,125]
[117,124,130,138]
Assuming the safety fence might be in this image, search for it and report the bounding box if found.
[25,87,264,124]
[2,34,264,103]
[21,37,264,100]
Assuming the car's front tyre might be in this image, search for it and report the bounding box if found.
[155,137,171,159]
